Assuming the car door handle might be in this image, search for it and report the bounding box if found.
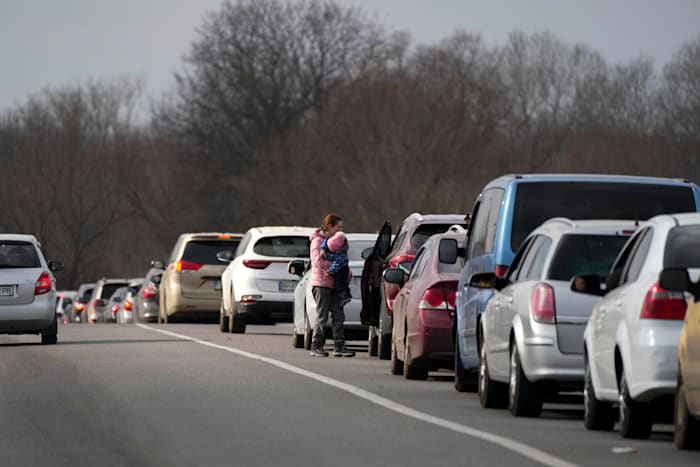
[493,300,500,308]
[506,297,514,304]
[614,299,622,308]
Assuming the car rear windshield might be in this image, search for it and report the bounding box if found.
[253,236,310,258]
[664,225,700,268]
[0,241,40,268]
[411,224,468,250]
[547,234,630,280]
[100,283,128,299]
[182,240,241,265]
[512,182,695,251]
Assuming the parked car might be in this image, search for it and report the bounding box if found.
[55,290,76,324]
[115,278,143,324]
[72,283,96,323]
[455,174,700,392]
[289,233,377,349]
[361,213,468,360]
[220,226,316,334]
[470,218,634,415]
[384,229,467,380]
[155,233,243,323]
[0,234,63,344]
[576,213,700,439]
[133,268,162,323]
[85,278,130,323]
[104,287,128,323]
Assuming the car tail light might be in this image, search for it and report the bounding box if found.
[111,305,119,314]
[494,264,509,279]
[531,283,556,324]
[173,260,202,271]
[241,294,262,304]
[75,302,85,312]
[142,284,157,298]
[419,282,458,311]
[388,255,415,269]
[124,300,133,311]
[640,282,686,320]
[34,272,51,295]
[243,259,271,269]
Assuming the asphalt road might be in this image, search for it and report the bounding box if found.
[1,323,698,467]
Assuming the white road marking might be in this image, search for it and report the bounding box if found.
[137,324,579,467]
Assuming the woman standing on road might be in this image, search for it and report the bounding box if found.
[308,213,355,357]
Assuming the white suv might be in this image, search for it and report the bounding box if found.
[219,226,316,333]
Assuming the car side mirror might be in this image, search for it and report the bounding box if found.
[216,250,234,264]
[48,260,63,272]
[658,268,693,295]
[96,298,108,308]
[361,247,374,260]
[383,268,406,285]
[570,274,605,296]
[439,238,458,264]
[288,260,306,277]
[469,272,497,290]
[151,259,165,270]
[151,274,162,285]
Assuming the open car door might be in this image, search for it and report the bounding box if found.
[360,221,392,326]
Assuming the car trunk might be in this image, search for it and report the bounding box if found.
[255,260,300,294]
[551,282,601,354]
[0,268,43,305]
[180,264,227,299]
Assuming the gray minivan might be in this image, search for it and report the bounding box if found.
[453,173,700,392]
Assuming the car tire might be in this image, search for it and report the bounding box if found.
[368,332,378,357]
[219,303,229,333]
[454,327,477,392]
[583,354,615,431]
[292,329,304,348]
[378,317,391,361]
[390,337,404,375]
[478,337,508,408]
[158,293,169,324]
[675,372,700,450]
[618,368,652,439]
[303,311,314,351]
[508,344,543,417]
[41,315,57,345]
[230,313,246,334]
[403,344,428,380]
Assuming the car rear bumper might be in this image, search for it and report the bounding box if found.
[408,326,454,363]
[627,325,680,401]
[0,317,53,333]
[519,338,584,383]
[167,295,221,316]
[0,297,54,333]
[237,301,293,320]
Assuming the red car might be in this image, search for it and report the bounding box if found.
[384,229,467,380]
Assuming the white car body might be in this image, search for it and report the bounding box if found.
[292,233,377,348]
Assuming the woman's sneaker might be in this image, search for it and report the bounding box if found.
[309,347,329,357]
[333,345,355,357]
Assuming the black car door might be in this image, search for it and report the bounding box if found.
[360,221,392,326]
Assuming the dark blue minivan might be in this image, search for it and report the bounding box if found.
[454,174,700,391]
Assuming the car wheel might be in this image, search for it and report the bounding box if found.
[583,354,615,431]
[478,337,508,408]
[675,372,700,450]
[41,315,57,345]
[230,313,246,334]
[508,343,543,417]
[403,344,428,380]
[618,368,652,439]
[378,313,391,360]
[368,331,378,357]
[219,302,229,333]
[390,337,404,375]
[454,327,477,392]
[303,311,314,351]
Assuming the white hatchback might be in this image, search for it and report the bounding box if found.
[219,226,316,334]
[0,234,63,344]
[578,213,700,439]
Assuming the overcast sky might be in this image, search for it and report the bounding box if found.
[1,0,699,112]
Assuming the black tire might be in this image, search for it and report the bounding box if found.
[390,338,404,375]
[303,312,314,351]
[230,313,246,334]
[292,327,304,348]
[378,317,391,361]
[219,303,229,333]
[675,372,700,450]
[403,344,428,380]
[508,344,543,417]
[478,338,508,408]
[158,293,169,324]
[41,315,57,345]
[454,329,477,392]
[618,368,652,439]
[368,333,378,357]
[583,355,616,431]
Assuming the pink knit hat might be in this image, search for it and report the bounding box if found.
[327,231,347,251]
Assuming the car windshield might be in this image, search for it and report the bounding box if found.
[411,224,467,250]
[253,236,310,257]
[183,240,241,265]
[0,241,40,268]
[512,182,695,252]
[547,234,630,280]
[664,225,700,268]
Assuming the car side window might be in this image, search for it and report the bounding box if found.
[469,188,504,258]
[389,225,408,257]
[407,249,427,281]
[505,237,535,281]
[606,229,645,289]
[621,228,653,284]
[484,188,504,254]
[521,237,552,280]
[236,233,252,257]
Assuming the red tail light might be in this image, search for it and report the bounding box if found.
[111,305,119,313]
[389,255,415,269]
[124,300,133,311]
[173,260,202,271]
[419,282,458,311]
[34,272,51,295]
[142,284,157,298]
[243,259,272,269]
[494,264,509,279]
[531,283,556,324]
[75,302,85,312]
[640,282,686,320]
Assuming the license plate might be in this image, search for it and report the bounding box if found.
[214,280,222,291]
[278,280,296,292]
[0,286,14,296]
